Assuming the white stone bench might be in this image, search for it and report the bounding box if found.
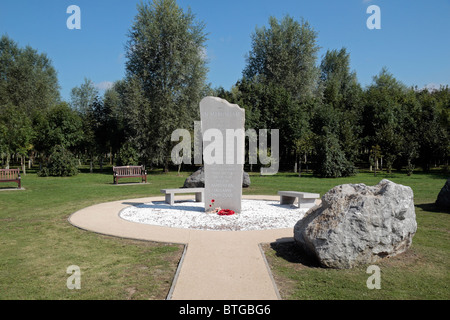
[278,191,320,209]
[160,188,204,206]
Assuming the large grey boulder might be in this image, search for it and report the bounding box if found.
[435,178,450,209]
[183,167,205,188]
[183,167,250,188]
[294,179,417,269]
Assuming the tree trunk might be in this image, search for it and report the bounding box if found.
[21,156,26,175]
[304,153,308,173]
[298,159,302,177]
[164,159,169,173]
[90,160,93,173]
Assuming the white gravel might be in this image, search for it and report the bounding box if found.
[119,199,307,231]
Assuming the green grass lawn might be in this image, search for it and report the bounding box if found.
[0,167,187,300]
[256,170,450,300]
[0,166,448,299]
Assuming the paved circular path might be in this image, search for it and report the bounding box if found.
[68,195,298,300]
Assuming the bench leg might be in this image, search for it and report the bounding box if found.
[280,195,296,205]
[165,193,174,206]
[298,198,317,209]
[195,192,203,203]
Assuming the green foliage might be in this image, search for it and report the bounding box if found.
[314,132,356,178]
[116,142,140,166]
[37,145,79,177]
[244,15,320,102]
[33,103,83,155]
[0,35,60,117]
[0,103,34,161]
[1,12,449,176]
[70,78,99,114]
[125,0,208,168]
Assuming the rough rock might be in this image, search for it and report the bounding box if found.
[242,171,251,188]
[183,167,205,188]
[294,179,417,269]
[435,178,450,209]
[183,167,250,188]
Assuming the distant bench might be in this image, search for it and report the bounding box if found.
[278,191,320,209]
[0,168,21,189]
[160,188,204,206]
[113,166,147,184]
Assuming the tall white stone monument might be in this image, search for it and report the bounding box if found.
[200,97,245,213]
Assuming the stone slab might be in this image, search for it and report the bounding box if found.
[200,97,245,213]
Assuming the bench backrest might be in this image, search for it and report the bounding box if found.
[113,166,144,176]
[0,169,20,180]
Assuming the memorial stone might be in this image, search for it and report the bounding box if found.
[200,97,245,213]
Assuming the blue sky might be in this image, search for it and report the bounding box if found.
[0,0,449,101]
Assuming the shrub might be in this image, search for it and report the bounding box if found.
[315,133,357,178]
[116,142,139,166]
[38,145,79,177]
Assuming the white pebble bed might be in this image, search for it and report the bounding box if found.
[119,200,308,231]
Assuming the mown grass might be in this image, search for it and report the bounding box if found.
[0,166,448,299]
[257,170,449,300]
[0,167,187,300]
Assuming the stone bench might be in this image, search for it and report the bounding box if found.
[278,191,320,209]
[160,188,204,206]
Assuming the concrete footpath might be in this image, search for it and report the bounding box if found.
[68,195,295,300]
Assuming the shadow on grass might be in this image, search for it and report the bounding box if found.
[108,181,149,186]
[269,240,322,268]
[416,202,450,214]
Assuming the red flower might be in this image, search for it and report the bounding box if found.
[209,204,212,207]
[218,209,235,216]
[211,199,215,203]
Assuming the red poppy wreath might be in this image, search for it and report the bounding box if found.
[217,209,235,216]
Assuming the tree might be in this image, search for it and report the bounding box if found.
[415,86,450,171]
[0,35,60,117]
[125,0,209,171]
[243,15,320,102]
[37,145,79,177]
[319,48,362,165]
[0,35,60,170]
[369,145,382,177]
[102,83,127,163]
[239,15,320,170]
[33,103,83,161]
[363,68,407,173]
[314,130,356,178]
[0,103,33,171]
[70,78,99,114]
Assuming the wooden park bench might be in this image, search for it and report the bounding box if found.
[113,165,147,184]
[0,168,21,189]
[278,191,320,209]
[160,188,204,206]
